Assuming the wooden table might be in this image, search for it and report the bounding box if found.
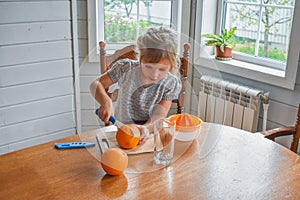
[1,123,299,199]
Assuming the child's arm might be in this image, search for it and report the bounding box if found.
[90,73,114,125]
[138,100,172,143]
[148,100,172,124]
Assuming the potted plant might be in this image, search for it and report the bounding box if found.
[202,27,237,60]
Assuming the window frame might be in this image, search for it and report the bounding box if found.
[87,0,182,63]
[194,0,300,90]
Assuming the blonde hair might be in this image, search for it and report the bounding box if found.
[137,27,180,74]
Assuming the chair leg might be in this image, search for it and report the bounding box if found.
[290,139,299,153]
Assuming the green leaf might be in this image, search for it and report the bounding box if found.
[227,27,237,38]
[205,40,222,46]
[202,34,223,41]
[221,28,227,38]
[220,44,225,52]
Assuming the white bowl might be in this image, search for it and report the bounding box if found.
[175,126,201,141]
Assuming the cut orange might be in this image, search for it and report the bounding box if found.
[101,148,128,175]
[176,113,194,126]
[116,124,140,149]
[169,113,202,132]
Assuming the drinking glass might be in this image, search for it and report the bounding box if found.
[153,118,176,165]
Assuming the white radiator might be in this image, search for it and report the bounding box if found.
[198,75,269,132]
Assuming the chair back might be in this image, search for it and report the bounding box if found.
[99,41,190,114]
[262,103,300,154]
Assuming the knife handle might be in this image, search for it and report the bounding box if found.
[95,109,116,124]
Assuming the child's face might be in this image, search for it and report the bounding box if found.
[140,59,171,85]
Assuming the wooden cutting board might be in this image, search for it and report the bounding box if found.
[96,131,154,155]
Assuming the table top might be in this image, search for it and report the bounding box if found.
[1,123,299,199]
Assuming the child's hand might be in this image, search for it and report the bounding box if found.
[136,125,150,145]
[97,101,113,125]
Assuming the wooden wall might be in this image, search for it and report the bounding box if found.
[77,0,103,132]
[0,0,76,154]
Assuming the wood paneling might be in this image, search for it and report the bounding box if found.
[0,1,70,24]
[80,75,98,93]
[0,21,71,45]
[0,112,75,146]
[80,93,99,110]
[0,128,75,155]
[0,59,73,87]
[0,41,72,66]
[0,95,74,127]
[0,78,73,107]
[0,0,75,154]
[78,38,88,58]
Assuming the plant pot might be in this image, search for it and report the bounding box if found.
[215,46,232,61]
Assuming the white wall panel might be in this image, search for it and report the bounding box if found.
[0,78,73,107]
[0,95,74,127]
[0,128,75,155]
[78,38,88,58]
[0,0,76,154]
[0,112,75,146]
[77,20,87,39]
[81,110,102,126]
[77,0,87,20]
[0,1,70,23]
[80,93,99,110]
[0,41,72,66]
[80,75,98,93]
[79,60,100,75]
[0,21,71,46]
[0,59,73,87]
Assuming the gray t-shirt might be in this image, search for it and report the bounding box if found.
[108,59,182,124]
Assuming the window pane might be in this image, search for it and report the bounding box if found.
[266,0,295,6]
[104,0,139,43]
[103,0,172,44]
[139,1,172,26]
[261,7,294,62]
[224,4,260,57]
[224,0,295,64]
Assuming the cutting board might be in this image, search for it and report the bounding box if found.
[96,131,154,155]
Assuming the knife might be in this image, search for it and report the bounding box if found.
[95,109,139,137]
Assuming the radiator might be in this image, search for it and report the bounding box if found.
[198,75,269,132]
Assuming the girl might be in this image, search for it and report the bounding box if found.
[90,27,182,141]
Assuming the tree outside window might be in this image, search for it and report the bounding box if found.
[223,0,295,65]
[103,0,172,43]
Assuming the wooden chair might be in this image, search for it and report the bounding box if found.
[99,41,190,114]
[261,103,300,154]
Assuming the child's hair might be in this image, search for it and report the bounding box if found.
[137,27,180,74]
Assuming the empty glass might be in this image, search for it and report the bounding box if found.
[153,118,176,165]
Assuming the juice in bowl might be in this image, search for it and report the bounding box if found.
[168,113,202,141]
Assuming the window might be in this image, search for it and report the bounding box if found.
[222,0,295,71]
[194,0,300,90]
[88,0,182,62]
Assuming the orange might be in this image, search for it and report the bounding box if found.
[116,124,140,149]
[169,113,202,132]
[101,148,128,175]
[176,113,194,126]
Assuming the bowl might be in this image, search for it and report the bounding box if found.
[168,114,202,142]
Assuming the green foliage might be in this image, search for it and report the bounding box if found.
[235,43,287,61]
[202,27,237,52]
[104,14,159,43]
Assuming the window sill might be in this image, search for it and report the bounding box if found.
[194,55,295,90]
